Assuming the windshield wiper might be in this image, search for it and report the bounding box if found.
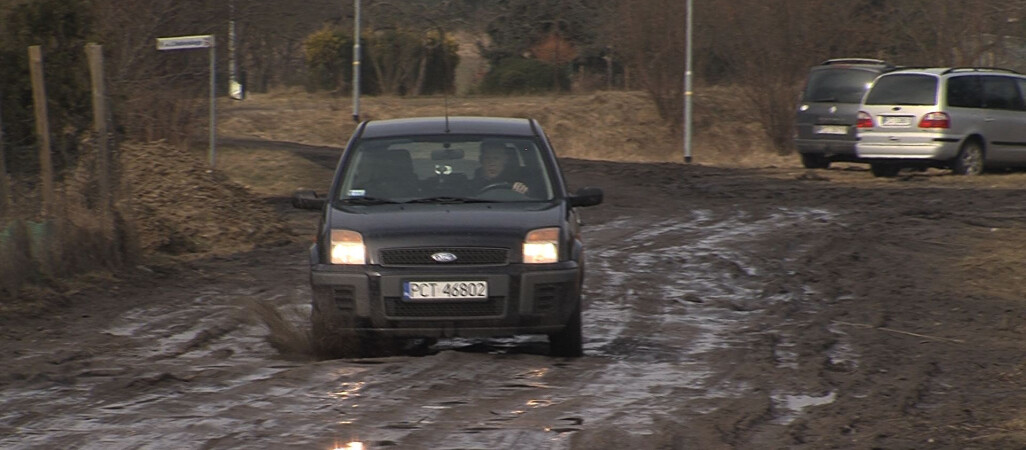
[339,196,401,205]
[405,196,496,204]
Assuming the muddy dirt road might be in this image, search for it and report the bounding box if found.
[3,158,1026,449]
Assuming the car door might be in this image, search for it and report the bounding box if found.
[978,75,1026,164]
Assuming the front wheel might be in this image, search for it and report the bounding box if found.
[800,153,830,169]
[549,306,583,357]
[951,141,984,175]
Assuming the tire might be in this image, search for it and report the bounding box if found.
[869,163,900,178]
[800,153,830,169]
[951,141,984,176]
[549,306,583,357]
[357,332,406,358]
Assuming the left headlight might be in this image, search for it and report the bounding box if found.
[523,227,559,264]
[330,229,366,265]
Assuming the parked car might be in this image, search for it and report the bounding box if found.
[297,116,604,358]
[856,67,1026,177]
[794,58,896,169]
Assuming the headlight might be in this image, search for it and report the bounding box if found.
[523,227,559,264]
[330,229,366,265]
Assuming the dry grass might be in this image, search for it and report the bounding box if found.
[213,146,335,198]
[217,87,799,174]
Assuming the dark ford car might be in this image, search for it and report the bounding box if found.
[301,116,603,358]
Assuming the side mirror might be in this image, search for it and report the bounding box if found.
[292,189,327,210]
[569,186,603,208]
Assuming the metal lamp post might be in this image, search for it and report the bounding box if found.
[353,0,361,122]
[683,0,693,163]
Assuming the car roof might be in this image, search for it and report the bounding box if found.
[359,116,538,139]
[811,58,895,72]
[879,67,1021,77]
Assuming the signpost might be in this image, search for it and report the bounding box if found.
[156,34,217,168]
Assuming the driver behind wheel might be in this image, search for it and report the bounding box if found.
[472,139,531,195]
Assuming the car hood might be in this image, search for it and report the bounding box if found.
[326,201,566,258]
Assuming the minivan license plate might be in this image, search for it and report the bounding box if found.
[881,116,913,127]
[404,281,488,301]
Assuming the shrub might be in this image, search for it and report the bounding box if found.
[480,57,570,95]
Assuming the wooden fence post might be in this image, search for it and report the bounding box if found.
[0,98,10,218]
[28,45,54,219]
[86,43,111,221]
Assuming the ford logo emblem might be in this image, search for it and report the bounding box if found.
[431,252,458,263]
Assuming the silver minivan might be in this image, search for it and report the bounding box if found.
[856,67,1026,177]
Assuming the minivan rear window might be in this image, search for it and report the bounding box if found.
[864,74,938,106]
[801,69,879,104]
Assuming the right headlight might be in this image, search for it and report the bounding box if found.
[523,227,559,264]
[330,229,366,265]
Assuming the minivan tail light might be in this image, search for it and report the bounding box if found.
[856,111,874,128]
[919,112,950,129]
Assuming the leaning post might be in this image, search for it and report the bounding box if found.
[28,45,55,219]
[86,43,112,222]
[0,97,11,217]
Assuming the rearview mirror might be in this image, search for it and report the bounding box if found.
[569,186,603,208]
[431,148,465,160]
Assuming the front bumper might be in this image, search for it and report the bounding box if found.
[794,138,858,157]
[310,262,582,338]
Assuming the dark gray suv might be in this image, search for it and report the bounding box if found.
[300,116,603,358]
[795,58,896,169]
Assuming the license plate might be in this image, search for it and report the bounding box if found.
[880,116,913,127]
[814,125,848,135]
[403,281,488,301]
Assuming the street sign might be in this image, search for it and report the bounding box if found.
[156,35,213,51]
[155,34,218,168]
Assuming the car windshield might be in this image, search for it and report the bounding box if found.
[863,74,938,106]
[802,68,879,104]
[336,135,556,204]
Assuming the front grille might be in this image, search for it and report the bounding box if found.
[383,297,506,318]
[380,247,509,266]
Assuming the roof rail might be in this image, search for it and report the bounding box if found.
[941,67,1021,75]
[821,58,889,66]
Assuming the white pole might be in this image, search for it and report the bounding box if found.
[229,0,241,99]
[683,0,693,163]
[209,40,217,168]
[353,0,361,122]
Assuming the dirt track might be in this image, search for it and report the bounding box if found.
[4,149,1026,448]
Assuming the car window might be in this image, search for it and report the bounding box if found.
[801,68,879,104]
[1017,79,1026,110]
[947,75,983,108]
[980,75,1026,111]
[864,74,938,106]
[337,135,555,202]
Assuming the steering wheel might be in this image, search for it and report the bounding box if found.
[476,182,514,194]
